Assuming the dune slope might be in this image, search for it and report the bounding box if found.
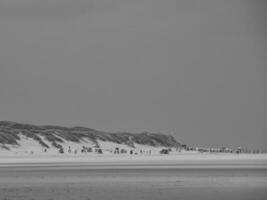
[0,121,181,152]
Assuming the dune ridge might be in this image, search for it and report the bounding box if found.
[0,121,181,154]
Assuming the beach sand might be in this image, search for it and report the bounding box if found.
[0,153,267,200]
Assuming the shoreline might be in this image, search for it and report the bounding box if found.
[1,153,267,167]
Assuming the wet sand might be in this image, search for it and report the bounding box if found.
[0,160,267,200]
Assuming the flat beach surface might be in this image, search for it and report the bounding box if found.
[0,154,267,200]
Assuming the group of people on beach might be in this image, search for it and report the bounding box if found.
[55,146,154,155]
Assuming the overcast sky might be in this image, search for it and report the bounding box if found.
[0,0,266,149]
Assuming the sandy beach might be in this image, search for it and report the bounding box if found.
[0,154,267,200]
[1,152,267,165]
[1,138,267,200]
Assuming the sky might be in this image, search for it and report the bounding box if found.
[0,0,266,150]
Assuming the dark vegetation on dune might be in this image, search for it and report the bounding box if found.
[0,121,181,149]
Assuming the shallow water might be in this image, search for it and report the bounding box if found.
[0,162,266,200]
